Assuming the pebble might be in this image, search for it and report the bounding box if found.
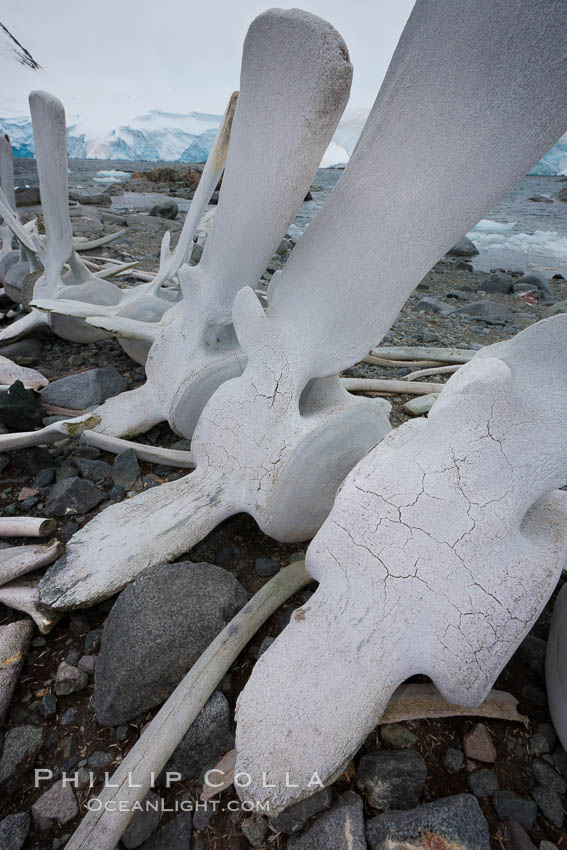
[78,654,97,676]
[241,814,269,847]
[287,791,366,850]
[380,724,418,749]
[88,750,113,769]
[467,768,499,798]
[112,449,140,490]
[40,693,58,719]
[491,789,537,828]
[529,732,551,757]
[403,393,439,416]
[270,787,333,834]
[0,812,30,850]
[255,556,280,577]
[121,790,161,848]
[443,747,464,774]
[463,723,496,763]
[46,476,105,516]
[54,661,89,696]
[532,784,564,828]
[0,725,43,783]
[531,758,567,793]
[161,691,234,782]
[137,811,192,849]
[32,780,78,830]
[356,748,427,809]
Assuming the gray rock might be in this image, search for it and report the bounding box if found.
[0,725,43,783]
[0,812,30,850]
[77,655,97,676]
[545,300,567,317]
[366,793,489,850]
[518,634,546,677]
[415,296,454,316]
[54,661,89,695]
[443,747,464,774]
[94,561,248,725]
[452,300,512,324]
[502,821,538,850]
[31,780,78,830]
[532,785,564,828]
[532,758,566,793]
[446,237,479,257]
[46,476,105,516]
[88,750,112,769]
[15,186,40,205]
[478,272,514,293]
[241,814,268,847]
[287,791,366,850]
[492,790,537,828]
[74,192,112,206]
[552,745,567,779]
[356,748,427,809]
[74,456,111,481]
[40,366,126,409]
[149,200,178,220]
[60,707,79,726]
[537,723,557,752]
[529,732,551,757]
[112,449,140,490]
[121,791,161,848]
[40,693,57,719]
[270,787,334,834]
[467,769,499,798]
[0,620,33,726]
[380,724,418,749]
[255,556,280,577]
[139,812,192,849]
[192,803,215,831]
[517,273,553,299]
[0,338,43,360]
[162,691,234,781]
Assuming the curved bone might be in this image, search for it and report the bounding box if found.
[0,354,47,389]
[0,412,100,451]
[545,583,567,751]
[0,517,56,537]
[0,578,60,634]
[235,317,567,811]
[81,430,195,468]
[0,538,63,585]
[0,135,19,278]
[0,619,33,726]
[0,307,49,344]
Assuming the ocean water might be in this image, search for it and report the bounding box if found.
[14,158,567,277]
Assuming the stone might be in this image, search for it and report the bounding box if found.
[54,661,89,695]
[77,655,96,676]
[84,629,102,653]
[537,723,556,752]
[0,725,43,783]
[545,300,567,318]
[255,556,280,577]
[467,769,499,798]
[532,785,564,828]
[446,236,479,257]
[478,271,514,293]
[415,296,454,316]
[0,812,30,850]
[40,366,126,409]
[15,186,40,205]
[270,787,334,834]
[241,814,268,846]
[443,747,464,774]
[366,794,489,850]
[0,381,43,430]
[532,758,566,793]
[74,456,111,481]
[0,339,43,360]
[88,750,112,769]
[529,732,551,757]
[138,812,192,849]
[121,791,162,848]
[32,780,78,830]
[287,791,366,850]
[403,393,439,416]
[40,693,57,719]
[0,619,33,726]
[552,746,567,779]
[356,749,427,810]
[452,300,512,324]
[492,790,537,828]
[518,634,546,677]
[74,192,111,206]
[162,691,234,781]
[112,449,140,490]
[149,200,178,220]
[94,562,248,725]
[60,707,79,726]
[502,821,538,850]
[517,273,553,300]
[46,476,105,516]
[463,723,496,762]
[380,724,418,749]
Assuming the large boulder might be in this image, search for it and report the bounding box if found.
[451,300,512,324]
[478,271,514,294]
[149,200,178,220]
[446,236,479,257]
[40,366,126,410]
[94,561,249,725]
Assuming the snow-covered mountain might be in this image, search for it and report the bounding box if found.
[1,105,566,174]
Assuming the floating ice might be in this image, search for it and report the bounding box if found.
[94,170,131,184]
[472,218,516,233]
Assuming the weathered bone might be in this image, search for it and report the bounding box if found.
[0,516,56,537]
[0,578,60,633]
[40,0,567,610]
[235,317,567,811]
[0,134,19,281]
[0,412,100,451]
[0,619,33,726]
[81,429,195,467]
[545,583,567,752]
[0,354,47,389]
[0,538,63,586]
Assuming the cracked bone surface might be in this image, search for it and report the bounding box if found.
[0,134,21,282]
[27,7,353,449]
[546,583,567,752]
[235,317,567,811]
[39,0,567,611]
[32,92,239,364]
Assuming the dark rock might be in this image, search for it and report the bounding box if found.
[532,785,564,828]
[446,237,479,257]
[94,561,248,725]
[0,381,42,430]
[121,791,161,848]
[529,732,551,757]
[380,724,418,749]
[255,556,280,577]
[88,750,112,769]
[478,272,514,294]
[150,200,178,220]
[501,820,537,850]
[366,793,489,850]
[77,655,96,676]
[69,613,91,635]
[531,758,566,793]
[537,723,556,752]
[215,542,238,565]
[12,445,53,473]
[0,725,43,783]
[468,769,499,798]
[356,748,427,809]
[40,693,57,719]
[112,449,140,490]
[84,629,102,653]
[162,691,234,781]
[40,365,126,409]
[34,467,55,487]
[463,723,496,763]
[452,300,512,324]
[56,459,79,482]
[545,300,567,318]
[287,791,366,850]
[517,635,546,678]
[32,779,78,830]
[241,814,268,847]
[521,683,548,707]
[0,811,30,850]
[0,338,43,360]
[552,745,567,779]
[492,790,536,828]
[270,787,334,834]
[443,747,464,774]
[74,192,112,206]
[74,456,111,481]
[60,707,79,726]
[192,803,215,831]
[138,812,192,849]
[15,186,40,205]
[54,661,89,695]
[46,476,104,516]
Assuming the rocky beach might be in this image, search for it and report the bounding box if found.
[1,160,567,849]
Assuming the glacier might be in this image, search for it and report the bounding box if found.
[1,105,566,174]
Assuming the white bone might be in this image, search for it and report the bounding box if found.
[235,317,567,811]
[0,619,33,726]
[545,583,567,752]
[81,430,195,468]
[0,135,19,280]
[372,346,479,364]
[0,578,60,634]
[0,538,63,586]
[0,412,100,451]
[0,516,56,537]
[0,354,48,389]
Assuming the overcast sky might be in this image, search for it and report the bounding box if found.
[1,0,415,131]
